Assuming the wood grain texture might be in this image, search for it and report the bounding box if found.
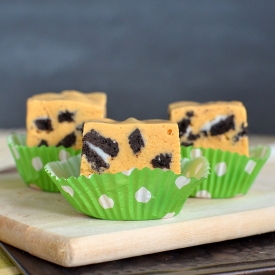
[0,156,275,267]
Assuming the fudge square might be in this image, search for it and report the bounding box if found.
[168,101,249,156]
[80,118,181,175]
[26,90,106,150]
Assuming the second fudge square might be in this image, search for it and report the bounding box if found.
[26,90,106,150]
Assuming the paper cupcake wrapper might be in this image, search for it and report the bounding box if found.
[7,133,81,192]
[45,155,210,220]
[181,145,271,198]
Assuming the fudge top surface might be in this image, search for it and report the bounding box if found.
[168,101,244,112]
[83,118,179,135]
[28,90,106,105]
[84,117,177,126]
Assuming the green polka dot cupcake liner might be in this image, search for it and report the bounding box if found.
[44,154,210,220]
[181,145,271,198]
[7,133,81,192]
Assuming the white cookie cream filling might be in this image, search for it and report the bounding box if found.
[86,142,110,164]
[200,115,228,132]
[183,126,192,137]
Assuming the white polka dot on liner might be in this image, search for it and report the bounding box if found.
[99,194,114,209]
[245,160,256,174]
[12,146,20,159]
[59,150,70,161]
[61,186,74,196]
[196,190,211,198]
[162,212,175,219]
[135,187,151,203]
[215,162,227,177]
[31,157,43,171]
[175,176,190,189]
[122,167,135,176]
[190,148,202,159]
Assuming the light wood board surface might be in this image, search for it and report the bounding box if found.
[0,155,275,267]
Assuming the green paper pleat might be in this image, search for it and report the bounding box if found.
[181,145,270,198]
[45,155,210,220]
[7,133,81,192]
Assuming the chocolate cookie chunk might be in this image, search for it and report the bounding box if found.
[57,132,76,147]
[34,118,53,131]
[58,110,75,123]
[82,129,119,173]
[128,128,145,154]
[82,142,109,173]
[38,139,48,147]
[186,111,194,117]
[233,123,248,142]
[151,153,172,169]
[210,115,235,136]
[188,132,200,141]
[178,118,191,138]
[181,142,193,147]
[83,129,119,158]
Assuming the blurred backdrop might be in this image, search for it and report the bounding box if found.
[1,0,275,133]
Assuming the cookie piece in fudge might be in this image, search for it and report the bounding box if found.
[168,101,249,156]
[26,90,107,150]
[80,118,181,175]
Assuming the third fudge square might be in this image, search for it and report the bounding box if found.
[168,101,249,156]
[80,118,181,176]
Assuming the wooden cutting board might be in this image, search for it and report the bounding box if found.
[0,156,275,267]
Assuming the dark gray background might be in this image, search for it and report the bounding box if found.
[1,0,275,134]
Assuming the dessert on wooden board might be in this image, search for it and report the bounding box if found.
[7,90,270,214]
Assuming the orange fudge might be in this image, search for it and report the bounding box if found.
[168,101,249,156]
[26,90,106,149]
[80,118,181,175]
